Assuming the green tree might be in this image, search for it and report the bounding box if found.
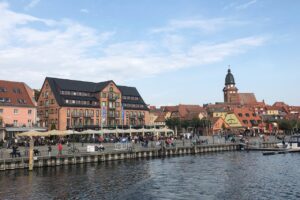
[278,120,294,134]
[50,123,56,130]
[181,120,190,132]
[165,117,180,130]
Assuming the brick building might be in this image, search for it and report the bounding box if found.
[223,68,258,105]
[37,77,149,131]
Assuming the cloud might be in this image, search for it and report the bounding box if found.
[0,2,266,89]
[24,0,41,10]
[151,18,247,34]
[236,0,257,10]
[80,8,89,14]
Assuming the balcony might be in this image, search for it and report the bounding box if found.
[108,106,116,110]
[108,95,118,101]
[71,112,81,117]
[108,113,116,118]
[130,114,137,119]
[84,113,94,117]
[138,115,144,119]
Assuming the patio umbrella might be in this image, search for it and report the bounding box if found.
[44,130,72,136]
[81,129,98,134]
[17,130,45,137]
[63,130,80,135]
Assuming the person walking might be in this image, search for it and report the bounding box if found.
[48,144,52,157]
[58,143,63,157]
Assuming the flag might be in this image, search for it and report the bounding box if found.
[121,105,124,125]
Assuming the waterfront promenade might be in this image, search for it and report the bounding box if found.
[0,135,279,159]
[0,136,279,171]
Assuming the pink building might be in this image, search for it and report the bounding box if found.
[0,80,38,140]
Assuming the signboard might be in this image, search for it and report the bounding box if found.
[87,145,95,152]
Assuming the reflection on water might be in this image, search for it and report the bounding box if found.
[1,152,300,200]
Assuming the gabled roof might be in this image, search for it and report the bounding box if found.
[232,107,262,128]
[155,114,166,123]
[0,80,35,107]
[238,93,257,105]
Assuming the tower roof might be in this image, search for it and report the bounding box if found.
[225,69,235,85]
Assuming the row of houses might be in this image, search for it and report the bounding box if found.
[1,68,299,139]
[149,102,300,135]
[0,77,150,140]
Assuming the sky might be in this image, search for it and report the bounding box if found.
[0,0,299,106]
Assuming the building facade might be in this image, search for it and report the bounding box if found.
[223,68,258,105]
[0,80,37,139]
[37,77,149,130]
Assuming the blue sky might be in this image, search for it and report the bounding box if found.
[0,0,299,106]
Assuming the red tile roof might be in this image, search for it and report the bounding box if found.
[238,93,257,105]
[232,107,263,128]
[0,80,35,107]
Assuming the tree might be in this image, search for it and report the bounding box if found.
[165,117,180,130]
[181,120,190,132]
[50,123,56,130]
[278,120,294,134]
[165,117,180,136]
[190,118,201,135]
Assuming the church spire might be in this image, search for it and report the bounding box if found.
[225,66,235,85]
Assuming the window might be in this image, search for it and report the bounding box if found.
[67,109,70,117]
[28,120,32,127]
[96,110,99,117]
[13,120,18,127]
[0,98,11,103]
[109,87,113,92]
[51,99,55,104]
[14,109,18,115]
[45,110,48,117]
[245,113,250,117]
[28,110,32,115]
[238,113,243,117]
[102,93,107,98]
[116,102,120,107]
[17,99,26,104]
[102,101,106,107]
[13,88,21,94]
[0,87,7,92]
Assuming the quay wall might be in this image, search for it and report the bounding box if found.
[0,143,276,171]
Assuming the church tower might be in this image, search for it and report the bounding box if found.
[223,67,239,103]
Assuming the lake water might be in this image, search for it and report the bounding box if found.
[0,152,300,200]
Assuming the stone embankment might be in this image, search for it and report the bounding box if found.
[0,142,276,171]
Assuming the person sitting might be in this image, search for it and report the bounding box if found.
[33,149,40,156]
[98,144,105,151]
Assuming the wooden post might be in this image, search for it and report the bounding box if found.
[29,137,34,171]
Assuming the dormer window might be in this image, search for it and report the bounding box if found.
[13,88,21,94]
[0,87,7,92]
